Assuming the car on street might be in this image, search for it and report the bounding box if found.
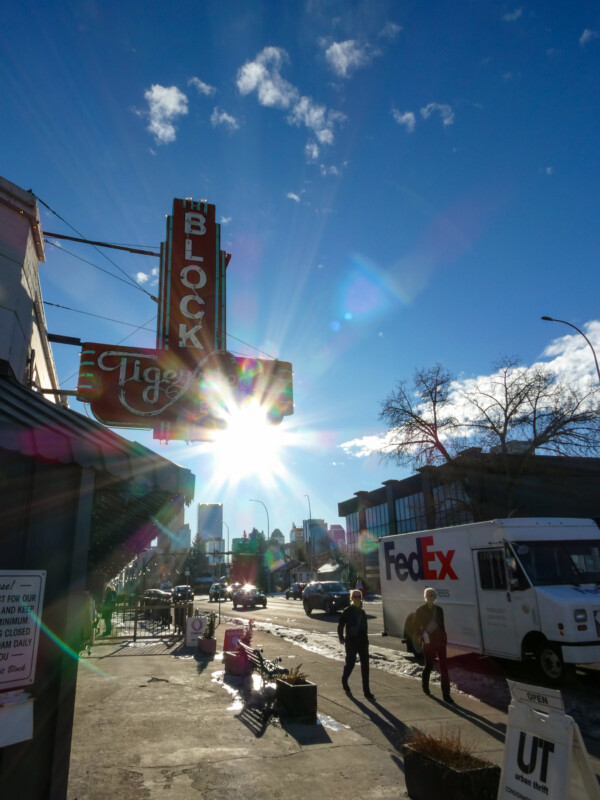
[225,582,243,600]
[302,581,350,616]
[232,584,267,609]
[208,583,227,602]
[172,585,194,603]
[285,582,307,600]
[140,588,172,624]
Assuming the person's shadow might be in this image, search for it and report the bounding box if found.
[349,694,412,754]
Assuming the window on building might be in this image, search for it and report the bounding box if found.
[346,512,360,554]
[365,503,389,538]
[432,482,473,527]
[477,549,507,590]
[395,492,427,533]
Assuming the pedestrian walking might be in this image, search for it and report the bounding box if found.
[413,587,454,703]
[338,588,375,700]
[101,583,117,636]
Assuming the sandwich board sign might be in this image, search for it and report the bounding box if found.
[498,680,600,799]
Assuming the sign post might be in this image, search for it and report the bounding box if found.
[498,680,600,799]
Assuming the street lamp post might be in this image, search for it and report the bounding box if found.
[541,316,600,384]
[222,521,230,569]
[304,494,313,580]
[249,498,270,593]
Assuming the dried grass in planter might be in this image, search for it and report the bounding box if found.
[406,727,486,771]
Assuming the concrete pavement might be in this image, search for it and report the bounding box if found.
[66,622,595,799]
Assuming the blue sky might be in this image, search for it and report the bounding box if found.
[2,1,600,542]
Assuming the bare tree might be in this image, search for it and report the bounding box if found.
[380,357,600,516]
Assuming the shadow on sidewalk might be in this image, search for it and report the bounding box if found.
[429,695,507,743]
[350,695,412,753]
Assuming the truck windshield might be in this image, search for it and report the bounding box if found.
[513,540,600,586]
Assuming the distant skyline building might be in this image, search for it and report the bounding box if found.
[270,529,285,547]
[197,503,223,541]
[328,524,346,549]
[304,518,327,558]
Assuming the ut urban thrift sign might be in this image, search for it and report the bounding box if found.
[77,198,293,441]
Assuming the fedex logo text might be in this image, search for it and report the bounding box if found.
[383,536,458,582]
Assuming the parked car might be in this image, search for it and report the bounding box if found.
[172,585,194,603]
[140,589,172,624]
[232,584,267,609]
[302,581,350,616]
[209,583,227,602]
[285,582,307,600]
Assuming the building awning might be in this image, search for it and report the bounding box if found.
[0,375,195,576]
[0,374,194,501]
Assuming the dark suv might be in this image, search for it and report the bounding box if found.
[232,585,267,609]
[285,582,307,600]
[302,581,350,616]
[172,585,194,603]
[209,583,227,602]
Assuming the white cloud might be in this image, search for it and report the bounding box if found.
[502,9,522,22]
[320,164,340,176]
[379,22,402,41]
[324,39,371,77]
[237,47,345,152]
[420,102,455,126]
[540,319,600,385]
[220,216,232,225]
[143,84,188,144]
[580,29,599,47]
[210,107,239,130]
[340,320,600,459]
[237,46,296,108]
[287,192,301,202]
[135,267,159,285]
[188,77,216,96]
[545,166,553,176]
[392,108,416,133]
[305,142,320,162]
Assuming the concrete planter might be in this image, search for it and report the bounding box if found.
[197,637,217,655]
[275,678,317,721]
[404,745,500,800]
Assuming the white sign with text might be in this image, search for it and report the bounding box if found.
[498,680,600,800]
[0,571,46,689]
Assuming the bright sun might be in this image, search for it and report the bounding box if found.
[210,399,287,485]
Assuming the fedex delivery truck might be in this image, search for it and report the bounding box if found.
[379,518,600,683]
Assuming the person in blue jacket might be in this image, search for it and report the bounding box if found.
[338,588,375,700]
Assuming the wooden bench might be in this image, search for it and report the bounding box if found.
[237,641,289,689]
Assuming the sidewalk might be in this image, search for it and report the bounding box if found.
[67,622,514,799]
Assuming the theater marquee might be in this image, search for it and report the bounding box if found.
[77,198,293,441]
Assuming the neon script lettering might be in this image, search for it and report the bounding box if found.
[383,536,458,582]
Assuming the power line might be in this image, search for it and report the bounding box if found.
[36,195,157,301]
[44,230,160,257]
[44,300,156,331]
[45,240,157,296]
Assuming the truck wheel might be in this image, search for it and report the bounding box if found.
[536,643,564,684]
[410,631,424,659]
[304,601,312,616]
